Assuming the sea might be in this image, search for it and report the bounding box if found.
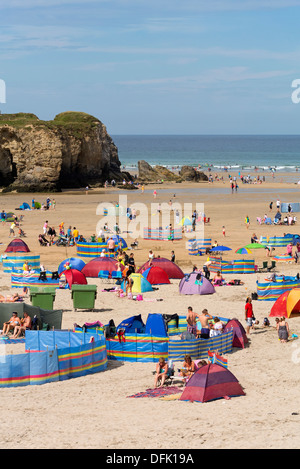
[112,135,300,176]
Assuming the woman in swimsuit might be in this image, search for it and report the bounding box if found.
[154,357,169,387]
[180,355,195,380]
[277,317,289,343]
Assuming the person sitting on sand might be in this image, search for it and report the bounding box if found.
[154,357,169,388]
[251,233,258,243]
[213,271,225,286]
[180,355,195,380]
[11,312,32,339]
[1,312,21,335]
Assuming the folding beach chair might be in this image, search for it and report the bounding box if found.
[98,270,110,283]
[258,261,268,272]
[267,261,276,272]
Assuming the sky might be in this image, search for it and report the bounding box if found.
[1,0,300,134]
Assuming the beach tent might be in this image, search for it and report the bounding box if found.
[5,238,30,253]
[285,234,300,246]
[19,202,31,210]
[59,268,87,288]
[117,314,146,334]
[58,257,86,275]
[82,257,123,278]
[141,265,170,285]
[107,235,128,250]
[145,313,168,337]
[269,288,300,318]
[121,273,153,293]
[223,318,248,349]
[137,258,184,279]
[179,272,215,295]
[179,363,245,403]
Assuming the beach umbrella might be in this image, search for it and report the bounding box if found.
[210,246,232,252]
[235,247,252,255]
[210,245,232,259]
[272,255,293,262]
[179,216,192,226]
[243,243,265,249]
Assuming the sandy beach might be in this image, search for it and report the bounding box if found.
[0,173,300,450]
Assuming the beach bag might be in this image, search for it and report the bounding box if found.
[31,315,39,330]
[251,292,258,300]
[105,319,116,338]
[136,294,143,301]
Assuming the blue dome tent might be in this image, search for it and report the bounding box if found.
[58,257,86,275]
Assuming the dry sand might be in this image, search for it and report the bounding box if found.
[0,173,300,450]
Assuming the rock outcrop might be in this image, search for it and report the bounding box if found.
[179,166,208,182]
[0,112,129,192]
[138,160,182,182]
[138,160,208,183]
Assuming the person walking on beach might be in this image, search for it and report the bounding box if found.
[9,221,16,238]
[153,189,157,199]
[43,220,48,235]
[222,226,226,237]
[245,215,250,229]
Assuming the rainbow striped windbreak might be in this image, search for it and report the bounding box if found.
[0,331,107,388]
[168,330,233,361]
[256,278,300,301]
[260,236,293,248]
[3,255,40,273]
[106,334,169,362]
[77,240,127,258]
[209,257,255,274]
[143,228,182,240]
[188,238,212,256]
[11,270,63,288]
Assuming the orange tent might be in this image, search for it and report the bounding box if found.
[269,288,300,318]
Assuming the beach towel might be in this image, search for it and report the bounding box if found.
[127,386,182,399]
[0,337,26,344]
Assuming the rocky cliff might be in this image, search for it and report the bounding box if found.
[0,112,128,192]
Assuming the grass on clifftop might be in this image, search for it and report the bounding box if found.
[0,112,101,138]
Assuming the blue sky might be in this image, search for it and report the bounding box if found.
[1,0,300,134]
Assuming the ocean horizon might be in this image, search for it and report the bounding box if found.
[112,135,300,174]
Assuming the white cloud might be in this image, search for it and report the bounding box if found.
[117,67,294,87]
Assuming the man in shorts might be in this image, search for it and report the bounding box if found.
[107,238,115,253]
[186,307,200,337]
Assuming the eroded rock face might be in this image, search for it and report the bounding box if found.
[179,166,208,182]
[137,160,181,182]
[0,112,127,192]
[137,160,208,183]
